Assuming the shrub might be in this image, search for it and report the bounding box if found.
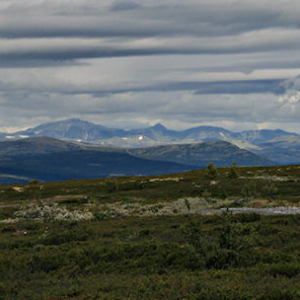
[184,199,191,211]
[105,180,119,193]
[261,183,279,197]
[241,183,258,198]
[183,213,255,269]
[206,247,241,269]
[205,163,218,179]
[183,219,206,257]
[257,289,300,300]
[29,252,67,273]
[29,179,39,184]
[218,187,227,200]
[232,213,261,223]
[40,227,95,245]
[268,262,300,279]
[202,189,212,201]
[227,162,239,179]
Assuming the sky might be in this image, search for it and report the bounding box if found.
[1,0,300,133]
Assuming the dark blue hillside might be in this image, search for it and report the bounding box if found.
[0,150,197,184]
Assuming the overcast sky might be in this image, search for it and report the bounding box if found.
[1,0,300,133]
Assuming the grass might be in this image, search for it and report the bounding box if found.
[0,165,300,206]
[1,214,300,299]
[1,164,300,299]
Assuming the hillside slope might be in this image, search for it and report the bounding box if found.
[129,141,275,167]
[0,137,195,184]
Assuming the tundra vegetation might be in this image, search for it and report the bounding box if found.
[1,164,300,299]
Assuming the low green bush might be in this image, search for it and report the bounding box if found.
[40,227,95,245]
[267,262,300,279]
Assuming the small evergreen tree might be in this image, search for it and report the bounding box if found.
[206,162,218,179]
[228,161,239,179]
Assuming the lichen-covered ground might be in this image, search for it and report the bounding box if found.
[1,165,300,299]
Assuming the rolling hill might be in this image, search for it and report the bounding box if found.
[129,141,275,167]
[1,118,300,166]
[0,137,275,185]
[0,137,194,184]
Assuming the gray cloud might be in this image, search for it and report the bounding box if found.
[109,1,142,11]
[1,0,300,132]
[1,29,300,68]
[1,90,298,125]
[1,1,300,39]
[0,71,285,96]
[0,0,300,71]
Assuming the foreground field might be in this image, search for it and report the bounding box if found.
[1,165,300,299]
[2,213,300,299]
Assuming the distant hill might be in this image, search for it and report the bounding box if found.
[179,126,233,142]
[0,137,275,185]
[3,118,298,146]
[13,119,127,141]
[0,136,83,157]
[234,129,298,144]
[252,135,300,165]
[129,141,275,167]
[0,136,126,157]
[0,137,195,185]
[1,118,300,165]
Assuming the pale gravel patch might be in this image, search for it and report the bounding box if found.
[0,218,20,224]
[221,206,300,215]
[97,197,300,218]
[240,175,298,182]
[97,197,209,217]
[12,204,93,222]
[12,187,24,192]
[2,196,300,223]
[148,177,183,182]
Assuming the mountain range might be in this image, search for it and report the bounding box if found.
[1,118,298,146]
[0,136,275,185]
[0,119,300,184]
[0,137,195,185]
[1,118,300,165]
[129,141,274,167]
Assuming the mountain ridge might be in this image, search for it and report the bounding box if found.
[0,137,274,185]
[0,137,195,185]
[2,118,298,145]
[129,140,275,167]
[1,118,300,165]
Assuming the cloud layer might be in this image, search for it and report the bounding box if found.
[1,0,300,132]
